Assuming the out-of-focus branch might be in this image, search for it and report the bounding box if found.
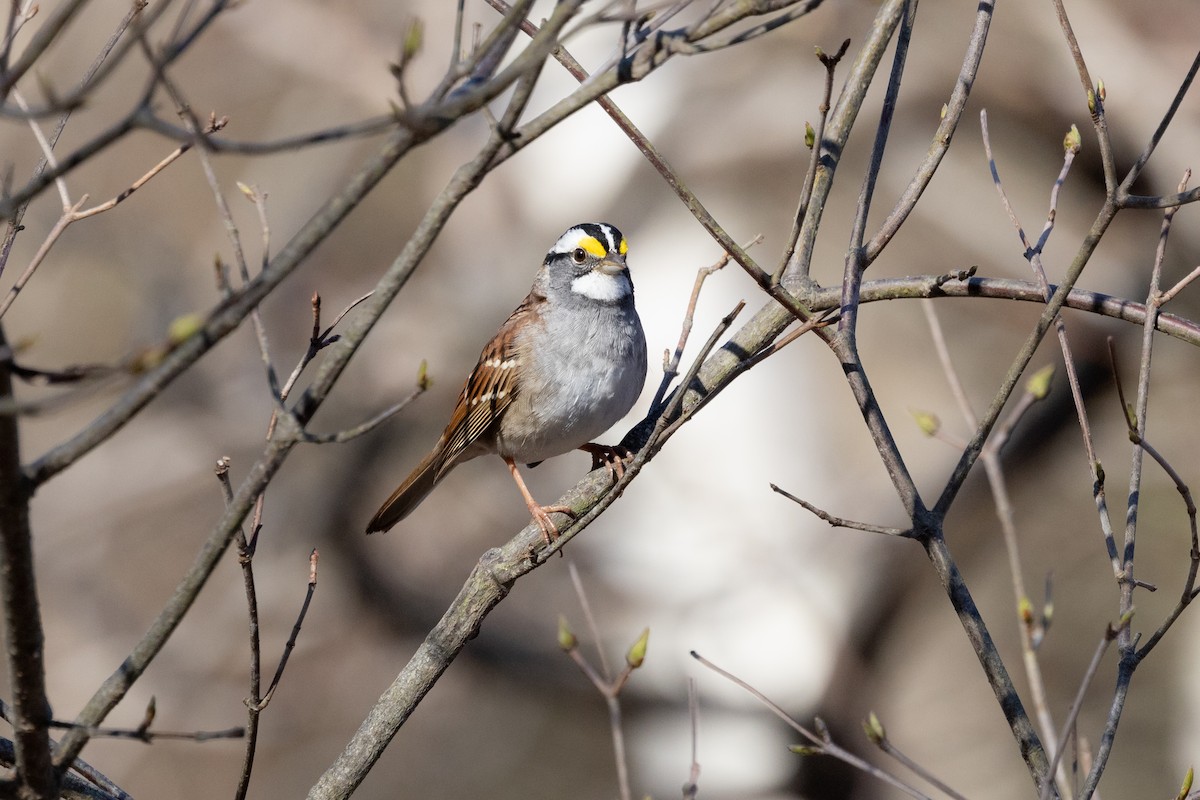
[0,0,90,98]
[692,651,933,799]
[933,197,1117,516]
[1041,616,1132,800]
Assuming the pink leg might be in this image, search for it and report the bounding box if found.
[505,457,575,544]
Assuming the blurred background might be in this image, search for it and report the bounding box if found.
[3,0,1200,797]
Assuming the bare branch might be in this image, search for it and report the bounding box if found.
[770,483,909,536]
[691,651,932,799]
[1041,616,1132,800]
[864,712,969,800]
[0,326,53,800]
[777,38,850,282]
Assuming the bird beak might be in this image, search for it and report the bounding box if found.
[596,258,627,276]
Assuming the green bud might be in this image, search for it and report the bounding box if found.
[1063,124,1082,155]
[557,615,577,652]
[804,122,815,150]
[1097,78,1106,102]
[626,627,650,668]
[862,711,885,745]
[403,18,424,60]
[910,409,940,437]
[1018,596,1034,626]
[417,359,431,391]
[1026,364,1054,400]
[1175,766,1193,800]
[813,716,830,741]
[788,744,823,756]
[143,695,157,726]
[167,313,203,345]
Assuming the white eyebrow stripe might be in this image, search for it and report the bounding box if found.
[552,227,589,255]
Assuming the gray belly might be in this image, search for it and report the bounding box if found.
[496,308,647,463]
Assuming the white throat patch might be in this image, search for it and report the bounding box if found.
[571,270,631,303]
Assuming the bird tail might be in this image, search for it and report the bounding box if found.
[365,449,447,534]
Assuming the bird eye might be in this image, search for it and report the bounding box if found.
[571,248,587,264]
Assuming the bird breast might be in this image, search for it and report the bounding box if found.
[496,303,647,464]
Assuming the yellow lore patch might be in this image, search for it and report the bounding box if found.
[618,237,628,255]
[578,236,607,258]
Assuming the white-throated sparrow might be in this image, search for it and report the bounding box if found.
[366,222,648,542]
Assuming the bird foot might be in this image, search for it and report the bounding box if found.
[530,504,576,546]
[579,443,632,481]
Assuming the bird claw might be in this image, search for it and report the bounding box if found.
[579,443,632,481]
[531,504,576,546]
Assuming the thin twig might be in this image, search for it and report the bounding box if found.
[1114,170,1188,646]
[936,110,1118,530]
[651,236,759,415]
[300,385,427,445]
[1128,430,1199,659]
[1109,172,1200,661]
[215,456,263,800]
[770,483,908,536]
[133,111,398,155]
[862,0,995,265]
[865,713,969,800]
[1156,261,1200,306]
[0,699,132,800]
[980,109,1101,492]
[168,75,283,407]
[1116,51,1200,202]
[921,299,977,429]
[254,550,319,710]
[837,0,916,336]
[269,291,374,441]
[1047,0,1117,192]
[559,576,639,800]
[783,0,908,282]
[683,678,700,800]
[691,652,931,799]
[0,116,224,321]
[1039,617,1131,800]
[567,560,612,679]
[777,38,850,282]
[45,720,243,743]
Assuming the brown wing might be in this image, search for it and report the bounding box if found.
[434,290,541,478]
[365,291,543,534]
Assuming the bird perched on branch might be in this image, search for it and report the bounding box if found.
[366,222,648,543]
